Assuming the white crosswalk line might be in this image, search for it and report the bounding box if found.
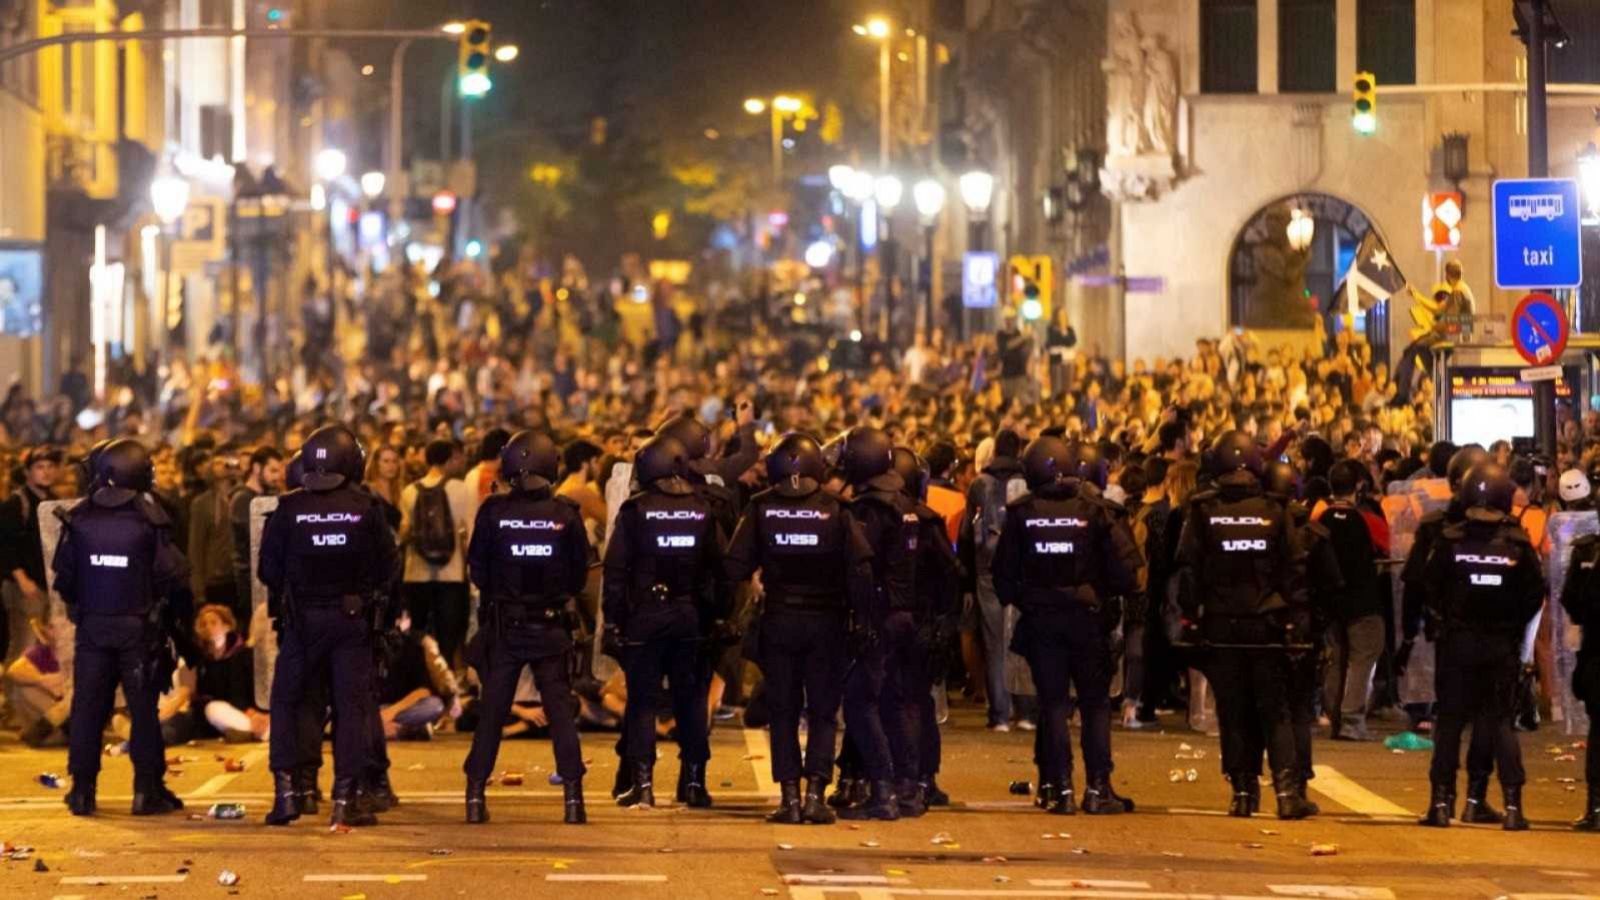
[1267,887,1396,899]
[1031,881,1154,890]
[1307,764,1410,816]
[188,747,268,798]
[744,727,781,798]
[59,876,188,885]
[302,874,427,882]
[546,874,668,882]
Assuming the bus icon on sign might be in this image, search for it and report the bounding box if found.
[1509,194,1564,222]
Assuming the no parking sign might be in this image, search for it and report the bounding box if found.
[1512,292,1569,367]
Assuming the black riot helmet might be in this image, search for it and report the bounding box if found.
[654,413,711,461]
[1022,436,1074,492]
[83,438,114,489]
[500,431,560,492]
[300,424,363,492]
[1263,460,1299,499]
[1446,445,1489,492]
[285,451,305,491]
[635,434,688,487]
[766,432,825,487]
[92,439,153,507]
[1210,430,1263,478]
[839,426,894,487]
[1070,441,1109,490]
[1460,462,1515,515]
[891,447,929,501]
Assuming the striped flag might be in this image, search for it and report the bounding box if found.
[1336,230,1408,317]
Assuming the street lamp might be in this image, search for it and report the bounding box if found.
[1287,207,1316,252]
[873,174,903,210]
[360,171,386,200]
[494,44,519,62]
[873,174,904,342]
[746,94,806,183]
[828,164,855,194]
[315,147,347,183]
[913,178,946,220]
[913,178,947,335]
[314,148,347,325]
[958,169,995,253]
[149,175,190,355]
[854,16,893,168]
[743,97,766,114]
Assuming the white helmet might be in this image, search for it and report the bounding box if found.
[1559,468,1592,504]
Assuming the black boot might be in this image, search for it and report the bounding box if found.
[131,772,180,816]
[296,766,320,816]
[895,778,927,817]
[1419,782,1454,827]
[1297,777,1319,817]
[1273,770,1314,820]
[677,762,713,808]
[1575,785,1600,831]
[1502,785,1529,832]
[1082,776,1132,815]
[266,770,301,825]
[330,776,378,827]
[1049,784,1078,816]
[617,762,655,808]
[767,780,803,824]
[563,779,587,825]
[465,778,489,824]
[1461,776,1504,824]
[369,771,399,813]
[1035,782,1060,811]
[838,779,899,821]
[1228,775,1254,818]
[921,776,950,807]
[802,778,836,825]
[827,776,858,809]
[64,776,96,817]
[612,758,634,801]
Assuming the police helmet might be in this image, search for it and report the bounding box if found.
[635,435,688,487]
[766,432,825,486]
[83,439,114,488]
[1210,431,1263,478]
[500,431,560,492]
[300,424,363,492]
[839,426,894,487]
[285,451,305,491]
[654,413,711,461]
[92,439,153,507]
[1328,459,1367,497]
[891,447,929,501]
[1070,441,1109,490]
[1559,468,1592,505]
[1446,445,1488,491]
[1021,436,1073,491]
[1460,462,1514,515]
[1263,460,1299,499]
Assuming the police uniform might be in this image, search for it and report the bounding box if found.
[463,434,591,825]
[1560,528,1600,829]
[724,433,874,824]
[260,427,399,827]
[1176,433,1314,820]
[907,492,961,809]
[992,438,1141,815]
[1419,465,1544,831]
[56,441,191,816]
[603,435,726,808]
[836,427,920,821]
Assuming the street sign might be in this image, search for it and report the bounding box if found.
[1072,273,1166,293]
[1492,178,1583,289]
[962,251,998,309]
[1512,292,1569,366]
[1423,191,1462,250]
[1520,365,1563,383]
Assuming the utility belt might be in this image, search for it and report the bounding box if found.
[493,598,574,630]
[765,587,846,613]
[632,582,697,606]
[1020,583,1100,610]
[290,587,370,617]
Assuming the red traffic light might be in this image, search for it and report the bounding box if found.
[432,190,458,215]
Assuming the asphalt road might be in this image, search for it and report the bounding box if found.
[5,706,1600,899]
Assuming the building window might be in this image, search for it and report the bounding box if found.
[1551,3,1600,84]
[1202,0,1257,93]
[1279,0,1335,92]
[1357,0,1415,85]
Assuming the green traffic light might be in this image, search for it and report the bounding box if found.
[461,72,492,96]
[1352,111,1376,134]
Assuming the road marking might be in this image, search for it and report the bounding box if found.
[1541,871,1597,878]
[1031,881,1154,890]
[961,800,1035,810]
[744,727,780,797]
[1164,807,1228,817]
[49,895,87,899]
[303,874,427,883]
[545,874,668,883]
[59,876,189,885]
[1268,888,1396,900]
[406,854,577,871]
[1307,765,1410,816]
[783,874,912,885]
[1507,895,1600,900]
[188,747,268,798]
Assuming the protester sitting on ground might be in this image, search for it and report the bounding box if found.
[379,610,453,740]
[4,617,67,746]
[191,604,267,742]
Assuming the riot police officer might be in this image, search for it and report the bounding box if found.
[56,440,191,816]
[992,437,1141,815]
[1561,507,1600,830]
[835,426,919,821]
[463,431,592,825]
[603,435,727,809]
[261,425,400,827]
[724,433,874,824]
[1419,463,1544,831]
[891,446,962,811]
[1176,431,1315,820]
[1401,444,1507,824]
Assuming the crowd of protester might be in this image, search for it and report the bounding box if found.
[2,254,1590,759]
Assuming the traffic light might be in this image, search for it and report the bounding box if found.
[458,20,492,97]
[1352,71,1377,134]
[1009,255,1054,322]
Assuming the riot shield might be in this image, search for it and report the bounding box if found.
[37,499,79,689]
[1546,511,1598,735]
[249,496,279,709]
[1383,478,1451,706]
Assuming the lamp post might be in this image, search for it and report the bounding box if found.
[853,16,893,170]
[150,174,190,354]
[745,95,804,185]
[913,177,946,338]
[874,174,902,343]
[314,147,346,326]
[837,166,875,332]
[958,170,994,338]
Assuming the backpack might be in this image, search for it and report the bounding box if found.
[410,481,457,566]
[971,470,1026,567]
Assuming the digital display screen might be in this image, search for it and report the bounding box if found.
[1451,396,1534,448]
